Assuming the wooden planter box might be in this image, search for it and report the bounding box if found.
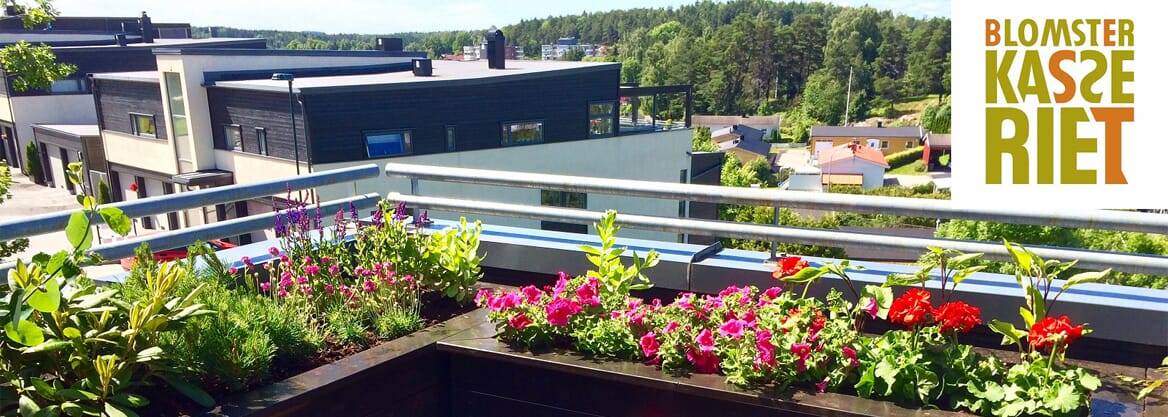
[199,307,1163,417]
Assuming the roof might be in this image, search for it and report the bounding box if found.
[31,124,100,138]
[810,125,922,139]
[693,115,780,127]
[925,133,951,147]
[92,71,159,83]
[0,33,261,48]
[711,124,765,143]
[208,60,620,94]
[718,136,771,158]
[818,143,890,168]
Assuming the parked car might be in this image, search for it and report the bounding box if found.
[119,239,238,270]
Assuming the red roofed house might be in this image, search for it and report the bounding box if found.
[817,143,890,190]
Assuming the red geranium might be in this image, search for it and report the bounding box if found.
[888,288,934,329]
[772,256,810,279]
[129,182,139,192]
[1028,315,1085,351]
[934,301,982,334]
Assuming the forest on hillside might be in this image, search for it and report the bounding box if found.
[195,0,950,139]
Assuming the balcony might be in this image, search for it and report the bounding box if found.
[1,163,1164,416]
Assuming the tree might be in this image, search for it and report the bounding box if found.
[561,47,585,61]
[692,127,717,152]
[0,1,76,92]
[800,71,847,125]
[920,101,951,133]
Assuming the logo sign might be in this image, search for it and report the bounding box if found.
[951,1,1167,209]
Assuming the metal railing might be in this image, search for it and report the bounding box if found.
[1,164,381,275]
[383,163,1168,276]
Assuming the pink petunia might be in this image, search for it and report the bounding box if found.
[545,297,582,327]
[640,332,659,358]
[508,313,533,330]
[695,328,716,352]
[719,319,748,339]
[842,346,859,367]
[663,321,681,334]
[521,286,543,304]
[861,297,879,319]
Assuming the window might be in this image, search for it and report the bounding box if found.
[880,141,889,149]
[540,190,587,234]
[50,79,85,94]
[906,142,916,149]
[501,121,543,146]
[446,126,456,151]
[164,72,193,171]
[851,140,861,145]
[365,130,412,157]
[588,101,615,138]
[256,128,269,155]
[541,190,587,208]
[130,113,157,138]
[224,125,243,151]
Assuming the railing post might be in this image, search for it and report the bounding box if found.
[770,204,780,261]
[410,178,419,196]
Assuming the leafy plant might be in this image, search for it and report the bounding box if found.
[580,210,659,307]
[1,161,213,416]
[421,217,484,303]
[23,142,42,185]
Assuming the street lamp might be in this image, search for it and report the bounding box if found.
[271,73,300,176]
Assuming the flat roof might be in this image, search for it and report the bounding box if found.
[210,59,620,94]
[811,125,923,138]
[92,70,159,83]
[0,33,261,48]
[32,124,101,137]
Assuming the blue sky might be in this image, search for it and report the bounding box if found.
[52,0,949,34]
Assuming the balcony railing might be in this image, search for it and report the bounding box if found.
[0,164,382,275]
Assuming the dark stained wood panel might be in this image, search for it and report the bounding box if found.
[94,79,167,138]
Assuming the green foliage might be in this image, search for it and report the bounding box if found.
[960,352,1100,417]
[23,142,42,185]
[884,146,925,170]
[0,162,30,261]
[581,211,659,307]
[0,40,77,92]
[935,221,1167,289]
[719,153,772,188]
[691,126,717,152]
[420,217,484,303]
[800,70,847,125]
[921,100,952,133]
[780,106,820,143]
[569,315,640,359]
[97,180,112,205]
[375,306,422,340]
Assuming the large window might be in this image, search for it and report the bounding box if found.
[130,113,157,138]
[224,125,243,151]
[540,190,587,234]
[164,72,193,172]
[365,130,412,158]
[588,101,615,138]
[501,121,543,146]
[255,128,269,156]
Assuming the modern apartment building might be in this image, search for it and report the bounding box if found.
[90,44,695,243]
[0,11,265,190]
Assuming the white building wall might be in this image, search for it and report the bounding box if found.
[8,95,97,168]
[819,158,886,190]
[312,130,694,242]
[103,131,179,175]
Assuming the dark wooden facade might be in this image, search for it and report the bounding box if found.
[205,66,620,165]
[206,88,307,162]
[93,79,168,138]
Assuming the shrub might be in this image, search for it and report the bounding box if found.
[885,147,925,170]
[24,141,42,184]
[97,179,112,204]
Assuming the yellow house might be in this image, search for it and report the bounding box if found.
[809,125,923,157]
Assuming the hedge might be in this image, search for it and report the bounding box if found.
[885,147,924,170]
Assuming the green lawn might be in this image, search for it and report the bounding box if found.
[887,160,928,175]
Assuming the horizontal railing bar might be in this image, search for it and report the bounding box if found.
[384,163,1168,235]
[86,193,381,262]
[387,193,1168,276]
[0,194,381,277]
[0,164,380,241]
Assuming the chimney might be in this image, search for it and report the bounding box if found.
[376,37,403,52]
[209,27,218,38]
[485,29,505,69]
[412,58,433,77]
[114,33,127,47]
[138,11,154,43]
[877,120,883,128]
[4,5,17,16]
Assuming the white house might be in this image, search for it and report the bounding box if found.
[816,143,889,190]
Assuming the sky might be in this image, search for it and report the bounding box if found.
[51,0,949,34]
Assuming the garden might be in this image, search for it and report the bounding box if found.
[1,165,1164,417]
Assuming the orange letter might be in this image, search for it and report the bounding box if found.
[1103,19,1116,47]
[1049,50,1076,103]
[986,19,1001,46]
[1091,107,1133,184]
